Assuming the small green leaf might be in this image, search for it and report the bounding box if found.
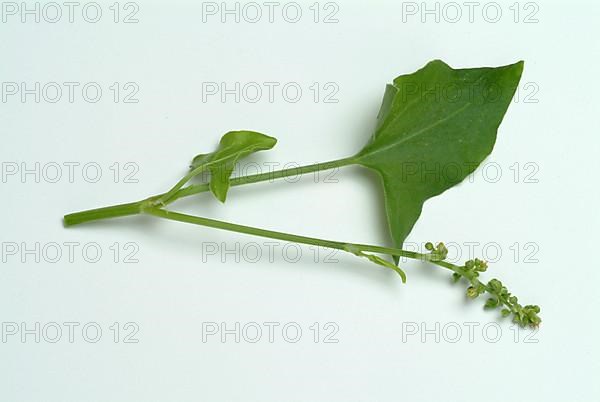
[343,245,406,282]
[363,253,407,283]
[354,60,524,259]
[191,131,277,202]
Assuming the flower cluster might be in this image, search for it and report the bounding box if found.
[444,257,541,328]
[485,279,542,328]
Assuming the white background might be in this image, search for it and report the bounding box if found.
[1,0,599,401]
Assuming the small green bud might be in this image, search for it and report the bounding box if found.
[474,259,488,272]
[488,279,502,292]
[452,272,461,282]
[425,242,434,251]
[501,308,511,317]
[436,242,448,258]
[466,286,479,298]
[522,305,542,327]
[484,297,499,309]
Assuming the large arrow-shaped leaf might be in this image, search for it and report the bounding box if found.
[354,60,523,258]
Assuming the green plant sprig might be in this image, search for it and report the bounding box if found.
[63,60,541,327]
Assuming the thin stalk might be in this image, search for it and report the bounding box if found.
[169,157,357,202]
[146,207,349,250]
[145,207,423,260]
[144,207,442,283]
[63,156,356,226]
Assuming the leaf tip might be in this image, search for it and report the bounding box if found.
[515,59,525,72]
[216,189,228,203]
[209,181,228,203]
[505,60,525,81]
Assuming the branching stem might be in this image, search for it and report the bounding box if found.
[63,157,356,226]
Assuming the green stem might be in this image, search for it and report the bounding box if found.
[144,207,443,282]
[145,207,349,250]
[63,156,356,226]
[169,157,357,202]
[63,201,143,226]
[145,207,425,259]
